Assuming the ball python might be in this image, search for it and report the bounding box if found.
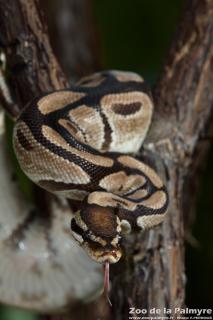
[11,70,168,307]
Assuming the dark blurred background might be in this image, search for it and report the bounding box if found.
[0,0,212,319]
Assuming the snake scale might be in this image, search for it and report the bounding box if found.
[1,70,169,310]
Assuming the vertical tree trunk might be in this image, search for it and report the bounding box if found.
[0,0,107,318]
[110,1,213,319]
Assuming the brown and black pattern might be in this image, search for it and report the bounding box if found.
[13,70,169,265]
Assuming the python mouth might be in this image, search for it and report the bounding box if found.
[85,243,122,264]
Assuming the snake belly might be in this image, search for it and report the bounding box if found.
[13,70,169,264]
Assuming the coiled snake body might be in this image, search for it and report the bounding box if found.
[13,70,168,265]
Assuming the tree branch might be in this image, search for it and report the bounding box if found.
[111,1,213,318]
[0,0,67,116]
[0,0,104,317]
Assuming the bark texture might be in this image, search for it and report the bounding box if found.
[0,0,68,114]
[110,1,213,319]
[0,0,106,318]
[0,0,212,319]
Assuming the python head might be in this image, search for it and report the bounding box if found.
[71,204,122,264]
